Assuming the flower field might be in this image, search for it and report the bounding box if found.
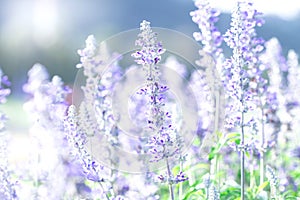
[0,0,300,199]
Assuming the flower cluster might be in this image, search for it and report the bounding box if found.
[23,63,71,130]
[132,20,188,199]
[223,0,265,131]
[64,105,104,182]
[208,184,220,200]
[77,35,122,144]
[266,165,279,198]
[0,138,17,200]
[190,0,225,156]
[132,20,165,82]
[65,35,129,199]
[0,69,16,200]
[190,0,223,57]
[157,171,188,184]
[22,64,79,199]
[259,38,286,147]
[133,21,184,165]
[1,1,300,199]
[221,1,267,198]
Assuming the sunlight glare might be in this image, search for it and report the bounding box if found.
[32,0,59,46]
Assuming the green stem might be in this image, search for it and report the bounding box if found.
[217,154,220,190]
[241,111,245,200]
[215,90,221,190]
[98,181,110,200]
[250,154,255,189]
[259,97,265,186]
[179,160,183,200]
[210,88,220,188]
[166,157,174,200]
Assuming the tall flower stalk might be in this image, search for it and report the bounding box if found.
[23,63,76,199]
[64,105,110,199]
[190,0,224,188]
[65,35,126,199]
[266,165,279,199]
[223,1,264,199]
[0,69,17,199]
[132,20,188,200]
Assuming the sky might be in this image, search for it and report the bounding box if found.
[210,0,300,20]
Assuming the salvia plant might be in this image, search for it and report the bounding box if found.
[0,69,17,199]
[132,20,188,200]
[1,0,300,199]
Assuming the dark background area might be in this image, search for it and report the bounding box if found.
[0,0,299,97]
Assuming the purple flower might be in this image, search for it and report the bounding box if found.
[77,35,123,145]
[190,0,223,57]
[261,38,288,90]
[131,20,165,82]
[132,20,181,163]
[174,171,188,183]
[286,50,300,112]
[0,135,17,200]
[190,0,225,141]
[208,184,220,200]
[0,69,10,104]
[22,64,79,199]
[132,21,188,198]
[156,171,188,184]
[188,69,214,141]
[266,165,279,198]
[64,105,104,183]
[223,0,264,131]
[0,69,16,199]
[222,2,266,197]
[23,64,71,130]
[259,38,288,147]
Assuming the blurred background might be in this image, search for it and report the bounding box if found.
[0,0,300,95]
[0,0,300,131]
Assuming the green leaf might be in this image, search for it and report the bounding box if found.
[208,147,216,160]
[245,151,250,157]
[172,165,180,175]
[193,137,201,146]
[226,132,240,141]
[235,138,241,145]
[256,181,268,196]
[182,189,206,200]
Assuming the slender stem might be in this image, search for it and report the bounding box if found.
[209,87,220,188]
[250,154,255,189]
[214,87,220,133]
[241,111,245,200]
[259,97,265,185]
[166,157,175,200]
[217,154,220,190]
[210,158,215,180]
[179,160,183,200]
[98,181,110,200]
[215,89,220,189]
[237,44,245,200]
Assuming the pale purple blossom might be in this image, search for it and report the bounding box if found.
[190,0,223,57]
[132,20,165,82]
[223,0,264,131]
[22,63,80,199]
[132,20,188,200]
[64,105,104,182]
[0,69,16,199]
[23,64,71,130]
[190,0,225,146]
[77,35,122,144]
[132,21,183,164]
